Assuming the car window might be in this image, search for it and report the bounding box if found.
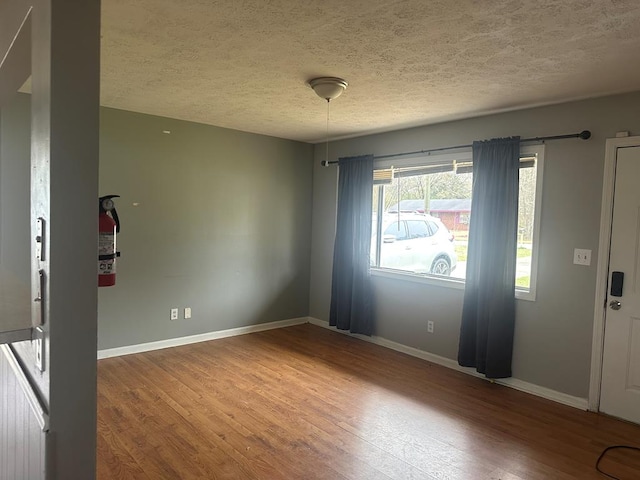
[427,221,440,235]
[407,220,432,238]
[384,221,408,240]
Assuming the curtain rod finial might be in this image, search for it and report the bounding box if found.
[579,130,591,140]
[321,160,329,167]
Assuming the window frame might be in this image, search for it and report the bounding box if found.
[370,144,545,302]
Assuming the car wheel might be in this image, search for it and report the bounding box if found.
[431,257,451,276]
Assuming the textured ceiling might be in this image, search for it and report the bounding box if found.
[100,0,640,143]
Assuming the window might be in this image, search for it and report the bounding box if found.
[384,221,408,240]
[407,220,432,238]
[371,145,544,301]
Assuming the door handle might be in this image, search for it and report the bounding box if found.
[609,300,622,310]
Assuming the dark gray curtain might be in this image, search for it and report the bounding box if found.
[458,137,520,378]
[330,154,374,335]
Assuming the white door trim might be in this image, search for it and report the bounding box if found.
[589,135,640,411]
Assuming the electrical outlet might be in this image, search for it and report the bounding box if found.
[573,248,591,266]
[170,308,179,320]
[184,307,192,319]
[427,321,434,334]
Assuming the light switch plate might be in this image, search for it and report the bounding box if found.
[184,307,192,319]
[573,248,591,266]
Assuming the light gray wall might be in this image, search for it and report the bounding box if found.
[1,98,314,351]
[309,91,640,399]
[0,94,49,402]
[98,108,314,349]
[0,93,30,284]
[1,1,100,478]
[32,1,101,477]
[0,92,31,338]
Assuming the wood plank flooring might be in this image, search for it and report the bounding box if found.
[97,324,640,479]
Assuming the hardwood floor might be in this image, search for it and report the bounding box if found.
[97,324,640,479]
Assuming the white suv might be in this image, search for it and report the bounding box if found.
[372,213,457,276]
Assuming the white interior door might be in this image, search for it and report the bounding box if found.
[600,145,640,423]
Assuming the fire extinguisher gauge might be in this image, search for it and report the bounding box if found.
[101,198,114,211]
[99,195,120,213]
[99,195,121,233]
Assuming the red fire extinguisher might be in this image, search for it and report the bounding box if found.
[98,195,121,287]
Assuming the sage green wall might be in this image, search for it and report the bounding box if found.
[98,108,314,349]
[309,91,640,399]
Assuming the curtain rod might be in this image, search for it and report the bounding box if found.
[320,130,591,166]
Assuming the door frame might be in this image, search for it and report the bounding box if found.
[589,135,640,411]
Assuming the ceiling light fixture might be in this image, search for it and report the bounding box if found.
[308,77,348,166]
[309,77,348,101]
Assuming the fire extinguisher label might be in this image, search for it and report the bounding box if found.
[98,233,116,275]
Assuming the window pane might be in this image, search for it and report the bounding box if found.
[516,160,537,290]
[384,221,408,240]
[375,171,469,277]
[407,220,431,238]
[371,185,382,266]
[372,185,380,218]
[371,150,540,294]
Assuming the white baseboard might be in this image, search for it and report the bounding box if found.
[97,317,310,360]
[307,317,588,411]
[99,315,588,411]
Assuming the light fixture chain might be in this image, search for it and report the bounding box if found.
[326,99,330,164]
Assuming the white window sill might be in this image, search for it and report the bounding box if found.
[370,267,536,302]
